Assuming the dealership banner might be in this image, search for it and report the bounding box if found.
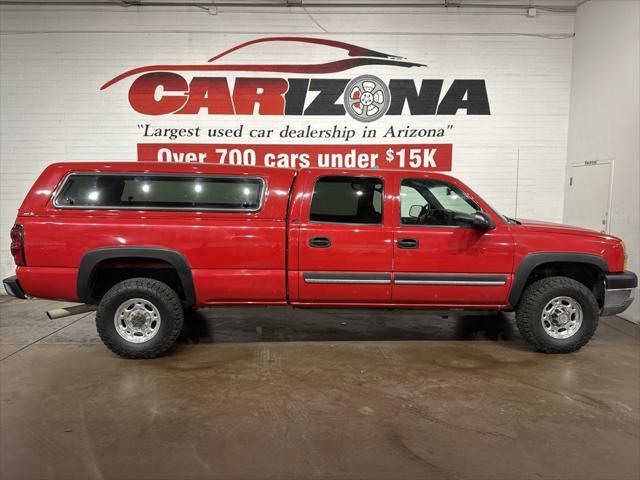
[101,37,491,172]
[138,143,452,170]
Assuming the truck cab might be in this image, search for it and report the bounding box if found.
[3,162,637,358]
[290,170,511,308]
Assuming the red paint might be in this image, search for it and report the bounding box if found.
[126,75,288,116]
[232,78,288,115]
[129,72,189,115]
[138,143,453,171]
[100,35,425,91]
[206,37,406,63]
[176,77,234,115]
[10,162,627,309]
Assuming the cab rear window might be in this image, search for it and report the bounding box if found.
[53,174,264,211]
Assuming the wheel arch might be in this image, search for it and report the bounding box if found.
[77,247,196,308]
[510,253,608,307]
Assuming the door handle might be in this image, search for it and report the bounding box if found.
[397,238,419,249]
[309,237,331,248]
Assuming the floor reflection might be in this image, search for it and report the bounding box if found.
[180,307,521,344]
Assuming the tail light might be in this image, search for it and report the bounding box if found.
[10,224,26,266]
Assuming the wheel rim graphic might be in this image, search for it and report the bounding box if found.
[343,75,391,122]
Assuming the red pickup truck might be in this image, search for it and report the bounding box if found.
[4,162,636,358]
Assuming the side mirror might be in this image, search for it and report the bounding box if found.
[408,205,423,218]
[472,211,495,230]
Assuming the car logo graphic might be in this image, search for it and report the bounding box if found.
[100,36,426,90]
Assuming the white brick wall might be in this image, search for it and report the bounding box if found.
[0,6,574,282]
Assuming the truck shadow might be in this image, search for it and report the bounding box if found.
[179,307,527,349]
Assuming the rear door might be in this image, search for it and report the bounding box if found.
[295,171,393,304]
[391,173,514,307]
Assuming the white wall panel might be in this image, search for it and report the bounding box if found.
[565,0,640,322]
[0,6,574,283]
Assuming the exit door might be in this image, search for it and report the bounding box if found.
[564,161,612,233]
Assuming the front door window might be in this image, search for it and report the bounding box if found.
[400,178,480,227]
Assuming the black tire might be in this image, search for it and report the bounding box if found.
[515,276,599,353]
[96,278,184,359]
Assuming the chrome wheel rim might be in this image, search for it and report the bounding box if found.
[114,298,161,343]
[541,296,583,339]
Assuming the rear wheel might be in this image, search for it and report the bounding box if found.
[515,276,599,353]
[96,277,184,359]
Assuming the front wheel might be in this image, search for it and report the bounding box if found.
[515,276,599,353]
[96,278,184,359]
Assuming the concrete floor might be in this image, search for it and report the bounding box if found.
[0,296,639,480]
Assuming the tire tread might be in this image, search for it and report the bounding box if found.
[96,277,184,359]
[515,276,599,353]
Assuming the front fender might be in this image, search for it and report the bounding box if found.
[509,252,608,307]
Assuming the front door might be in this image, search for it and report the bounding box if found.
[297,173,393,304]
[392,174,513,307]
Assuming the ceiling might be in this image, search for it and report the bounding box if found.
[0,0,586,7]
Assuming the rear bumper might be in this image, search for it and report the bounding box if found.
[3,275,27,299]
[602,271,637,316]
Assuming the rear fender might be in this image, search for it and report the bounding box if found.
[77,247,196,307]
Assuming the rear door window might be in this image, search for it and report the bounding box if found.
[309,176,383,224]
